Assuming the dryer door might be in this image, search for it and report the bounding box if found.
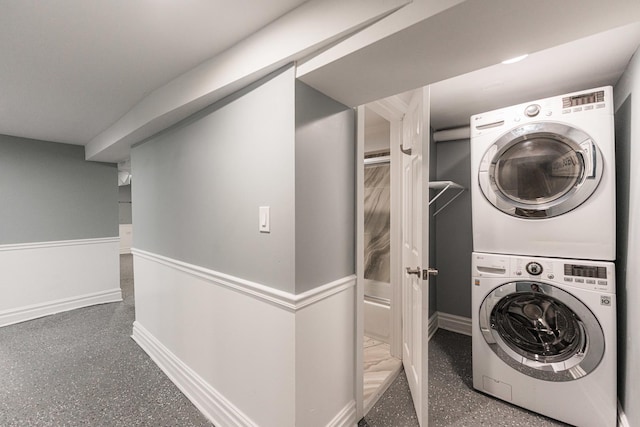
[478,122,603,218]
[479,281,605,381]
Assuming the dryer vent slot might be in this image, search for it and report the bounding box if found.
[476,120,505,130]
[477,266,507,275]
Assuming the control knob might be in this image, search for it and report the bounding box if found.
[526,261,543,276]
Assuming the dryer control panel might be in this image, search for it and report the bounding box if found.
[469,86,613,138]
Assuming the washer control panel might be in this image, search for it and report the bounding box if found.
[473,252,615,293]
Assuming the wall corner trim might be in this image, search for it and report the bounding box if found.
[132,321,258,427]
[436,312,472,336]
[326,399,356,427]
[132,248,356,312]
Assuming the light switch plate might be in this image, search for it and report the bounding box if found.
[259,206,270,233]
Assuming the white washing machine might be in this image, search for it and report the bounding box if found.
[470,86,615,261]
[472,252,616,427]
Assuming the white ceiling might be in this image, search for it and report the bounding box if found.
[2,1,640,152]
[430,22,640,130]
[0,0,308,145]
[299,0,640,124]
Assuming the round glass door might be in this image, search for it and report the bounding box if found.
[479,281,605,381]
[478,122,603,218]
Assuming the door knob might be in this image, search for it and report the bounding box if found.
[425,268,438,276]
[406,267,421,276]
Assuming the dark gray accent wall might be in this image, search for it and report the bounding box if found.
[295,81,355,293]
[119,184,132,224]
[434,138,472,318]
[0,135,118,244]
[614,95,631,408]
[131,67,297,292]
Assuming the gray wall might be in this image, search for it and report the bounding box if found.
[434,138,472,318]
[0,134,118,244]
[119,184,132,224]
[613,46,640,425]
[294,81,355,293]
[132,66,297,292]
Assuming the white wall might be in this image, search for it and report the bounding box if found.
[613,48,640,427]
[0,239,121,327]
[119,224,132,254]
[295,284,356,426]
[132,251,297,427]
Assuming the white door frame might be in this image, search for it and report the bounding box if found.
[366,96,409,359]
[357,94,413,422]
[355,106,366,420]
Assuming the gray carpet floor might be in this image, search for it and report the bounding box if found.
[361,329,569,427]
[0,254,213,427]
[1,254,569,426]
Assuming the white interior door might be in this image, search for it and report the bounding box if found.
[401,87,430,426]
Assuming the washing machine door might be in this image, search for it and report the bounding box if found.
[479,281,605,381]
[478,122,603,218]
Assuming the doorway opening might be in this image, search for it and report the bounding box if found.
[359,89,435,421]
[362,105,402,413]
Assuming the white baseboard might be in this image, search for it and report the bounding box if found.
[327,400,356,427]
[132,321,258,427]
[428,312,439,341]
[618,400,630,427]
[0,288,122,328]
[437,312,472,336]
[364,298,390,344]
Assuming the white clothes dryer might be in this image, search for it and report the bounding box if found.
[470,86,615,261]
[472,252,616,427]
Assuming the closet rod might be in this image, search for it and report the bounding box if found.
[364,155,390,165]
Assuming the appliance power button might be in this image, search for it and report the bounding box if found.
[525,104,541,117]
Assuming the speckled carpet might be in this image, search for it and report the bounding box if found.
[0,254,212,427]
[0,255,569,427]
[360,329,569,427]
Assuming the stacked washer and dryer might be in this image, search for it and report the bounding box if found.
[469,87,617,427]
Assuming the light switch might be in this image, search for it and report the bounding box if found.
[259,206,270,233]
